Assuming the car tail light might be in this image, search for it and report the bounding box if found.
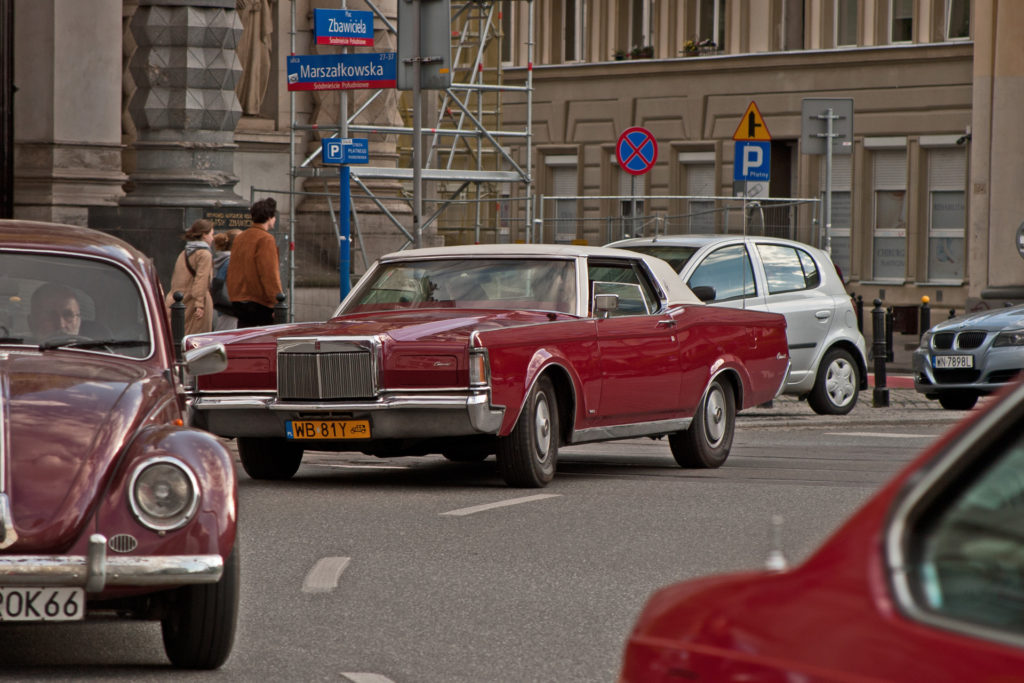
[469,348,490,387]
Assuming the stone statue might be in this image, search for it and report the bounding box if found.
[235,0,274,116]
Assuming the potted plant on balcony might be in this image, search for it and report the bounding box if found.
[681,39,698,57]
[631,44,654,59]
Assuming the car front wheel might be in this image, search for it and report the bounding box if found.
[669,377,735,468]
[237,437,303,480]
[161,545,239,669]
[496,376,558,487]
[808,348,859,415]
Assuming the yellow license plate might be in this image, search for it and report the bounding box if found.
[286,419,371,440]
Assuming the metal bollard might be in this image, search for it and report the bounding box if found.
[948,308,956,319]
[872,298,889,407]
[273,292,289,325]
[919,295,931,340]
[885,306,895,362]
[855,294,864,332]
[170,291,185,363]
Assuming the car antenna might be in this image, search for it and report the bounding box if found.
[765,514,788,571]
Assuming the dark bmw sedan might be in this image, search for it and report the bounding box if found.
[0,220,236,669]
[913,303,1024,409]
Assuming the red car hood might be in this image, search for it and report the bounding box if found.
[3,353,159,553]
[194,309,572,347]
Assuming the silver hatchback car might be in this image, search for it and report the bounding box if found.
[912,304,1024,410]
[608,235,868,415]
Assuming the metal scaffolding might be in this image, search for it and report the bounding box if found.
[286,0,536,306]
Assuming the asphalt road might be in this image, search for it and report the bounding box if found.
[0,390,967,681]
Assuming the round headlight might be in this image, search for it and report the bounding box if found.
[129,457,199,532]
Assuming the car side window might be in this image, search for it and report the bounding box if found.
[687,245,756,302]
[906,428,1024,635]
[757,244,821,294]
[587,260,658,316]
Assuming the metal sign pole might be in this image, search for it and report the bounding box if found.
[339,0,351,299]
[824,107,833,255]
[412,0,423,248]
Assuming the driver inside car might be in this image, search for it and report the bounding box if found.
[28,282,82,339]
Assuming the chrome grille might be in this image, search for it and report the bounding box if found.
[956,331,987,349]
[278,350,375,400]
[108,534,138,553]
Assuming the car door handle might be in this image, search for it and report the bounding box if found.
[657,319,677,328]
[815,310,831,320]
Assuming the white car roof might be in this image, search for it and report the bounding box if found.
[377,243,703,306]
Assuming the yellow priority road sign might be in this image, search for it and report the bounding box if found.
[732,101,772,142]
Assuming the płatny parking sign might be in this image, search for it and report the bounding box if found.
[322,138,369,165]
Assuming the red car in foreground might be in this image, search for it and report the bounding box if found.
[620,380,1024,681]
[188,244,790,487]
[0,220,236,669]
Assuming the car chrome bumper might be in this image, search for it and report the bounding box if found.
[0,534,224,593]
[191,390,506,439]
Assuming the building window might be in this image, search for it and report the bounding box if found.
[872,148,908,280]
[548,158,578,243]
[564,0,586,62]
[698,0,726,51]
[927,147,967,281]
[946,0,970,40]
[501,1,514,64]
[835,0,858,47]
[630,0,651,55]
[781,0,804,51]
[821,154,852,279]
[619,169,647,239]
[890,0,913,43]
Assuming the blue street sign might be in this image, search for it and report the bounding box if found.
[314,8,374,46]
[616,127,658,176]
[322,138,369,165]
[286,53,397,91]
[733,141,771,182]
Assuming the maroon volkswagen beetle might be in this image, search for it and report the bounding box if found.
[187,244,790,487]
[619,380,1024,681]
[0,220,237,669]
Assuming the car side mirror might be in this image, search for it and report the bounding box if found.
[594,293,619,318]
[690,285,716,303]
[184,343,228,376]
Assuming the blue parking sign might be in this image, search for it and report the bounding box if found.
[733,141,771,182]
[322,138,369,165]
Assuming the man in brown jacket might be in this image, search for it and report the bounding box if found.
[227,197,283,327]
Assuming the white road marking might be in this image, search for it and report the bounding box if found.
[302,556,351,593]
[825,432,933,439]
[342,674,397,683]
[441,494,562,517]
[316,463,410,470]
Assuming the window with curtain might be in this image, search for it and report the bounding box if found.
[550,162,578,243]
[697,0,726,51]
[945,0,970,40]
[686,163,716,234]
[501,1,514,63]
[564,0,585,62]
[630,0,651,54]
[927,147,967,281]
[872,148,908,280]
[890,0,913,43]
[835,0,858,46]
[619,170,647,239]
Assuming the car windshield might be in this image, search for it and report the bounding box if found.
[622,244,699,272]
[0,252,153,359]
[340,258,577,315]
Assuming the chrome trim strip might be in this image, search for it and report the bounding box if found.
[0,543,224,592]
[0,364,15,550]
[0,493,15,550]
[571,417,691,444]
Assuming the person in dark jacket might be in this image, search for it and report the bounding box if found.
[211,229,241,330]
[226,198,283,328]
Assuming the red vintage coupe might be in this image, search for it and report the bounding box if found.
[0,220,236,669]
[619,380,1024,681]
[189,244,789,488]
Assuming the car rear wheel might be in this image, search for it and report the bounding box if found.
[808,348,859,415]
[496,376,558,487]
[669,377,734,468]
[938,391,979,410]
[161,545,239,669]
[237,437,303,480]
